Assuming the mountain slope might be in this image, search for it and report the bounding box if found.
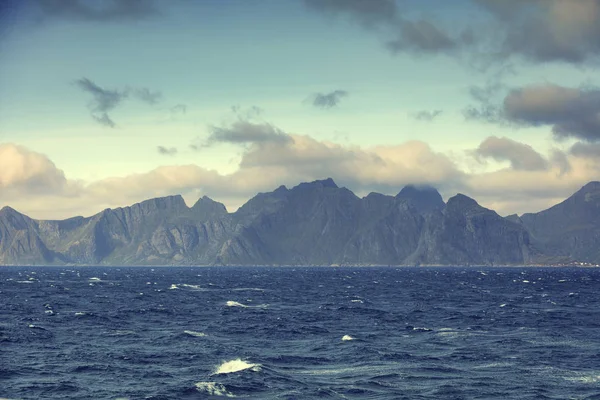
[520,182,600,263]
[0,179,598,266]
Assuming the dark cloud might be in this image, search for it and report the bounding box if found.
[412,110,442,122]
[463,66,514,123]
[503,84,600,141]
[74,77,164,128]
[474,0,600,64]
[463,82,504,123]
[307,0,600,65]
[75,77,125,112]
[157,146,177,156]
[75,78,126,127]
[550,149,572,175]
[473,136,549,171]
[304,0,465,56]
[311,90,348,109]
[387,19,459,54]
[570,142,600,158]
[198,120,294,148]
[34,0,160,22]
[92,112,116,128]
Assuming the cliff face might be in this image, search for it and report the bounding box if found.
[520,181,600,264]
[407,195,531,266]
[0,179,597,266]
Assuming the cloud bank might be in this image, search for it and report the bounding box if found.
[2,117,599,220]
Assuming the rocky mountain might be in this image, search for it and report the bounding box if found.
[0,179,598,266]
[519,181,600,264]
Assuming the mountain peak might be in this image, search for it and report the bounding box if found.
[293,178,339,191]
[192,195,228,218]
[314,177,338,188]
[446,193,479,210]
[580,181,600,193]
[396,184,444,213]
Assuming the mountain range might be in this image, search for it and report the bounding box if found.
[1,179,599,266]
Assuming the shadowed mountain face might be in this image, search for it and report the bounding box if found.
[520,182,600,264]
[396,184,445,214]
[0,179,597,266]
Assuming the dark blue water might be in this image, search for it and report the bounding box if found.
[1,267,600,399]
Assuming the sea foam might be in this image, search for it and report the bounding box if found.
[184,330,207,337]
[195,382,235,397]
[342,335,355,341]
[213,359,261,375]
[226,301,268,309]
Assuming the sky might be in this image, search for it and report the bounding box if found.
[1,0,600,220]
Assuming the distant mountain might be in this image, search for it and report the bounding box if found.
[520,181,600,264]
[0,179,598,266]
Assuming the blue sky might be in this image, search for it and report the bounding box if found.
[1,0,600,219]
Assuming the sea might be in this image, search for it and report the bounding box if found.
[1,266,600,399]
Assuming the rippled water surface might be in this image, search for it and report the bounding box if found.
[2,266,600,399]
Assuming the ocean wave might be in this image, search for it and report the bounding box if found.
[341,335,355,341]
[213,359,261,375]
[195,381,235,397]
[184,330,207,337]
[226,301,268,309]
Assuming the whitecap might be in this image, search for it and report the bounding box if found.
[341,335,355,341]
[226,301,268,309]
[226,301,248,308]
[179,283,204,290]
[350,299,364,303]
[195,382,235,397]
[213,359,261,375]
[88,277,102,282]
[565,374,600,384]
[184,330,207,337]
[169,284,178,290]
[499,304,507,307]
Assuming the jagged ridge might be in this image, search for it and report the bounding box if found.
[0,179,598,266]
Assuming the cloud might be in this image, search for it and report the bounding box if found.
[75,77,125,113]
[465,81,600,142]
[75,78,127,127]
[132,87,162,105]
[311,90,349,109]
[386,19,460,54]
[0,143,77,198]
[307,0,600,65]
[2,122,598,220]
[412,110,442,122]
[503,84,600,141]
[303,0,398,28]
[463,66,515,123]
[34,0,160,22]
[473,136,549,171]
[157,146,177,156]
[474,0,600,64]
[74,77,164,127]
[197,120,294,148]
[570,142,600,158]
[304,0,465,56]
